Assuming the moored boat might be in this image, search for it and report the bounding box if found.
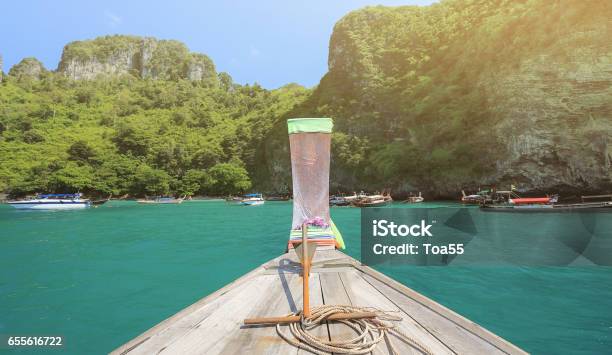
[225,195,243,203]
[461,189,492,204]
[481,191,612,212]
[265,195,291,201]
[91,194,112,206]
[7,193,91,210]
[403,192,424,203]
[329,196,350,206]
[137,196,185,204]
[352,193,393,207]
[240,193,265,206]
[329,193,357,206]
[481,201,612,212]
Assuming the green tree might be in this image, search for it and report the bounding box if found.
[177,169,215,196]
[132,164,172,196]
[207,163,251,195]
[49,162,95,192]
[94,155,140,195]
[68,140,96,164]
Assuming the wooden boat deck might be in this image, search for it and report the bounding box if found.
[112,249,526,355]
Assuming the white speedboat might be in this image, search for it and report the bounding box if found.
[7,193,91,210]
[240,193,265,206]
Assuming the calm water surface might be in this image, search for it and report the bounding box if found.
[1,201,610,354]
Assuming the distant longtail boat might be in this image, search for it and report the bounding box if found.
[137,196,185,204]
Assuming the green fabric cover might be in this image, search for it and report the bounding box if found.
[288,219,346,250]
[331,219,346,249]
[287,118,333,134]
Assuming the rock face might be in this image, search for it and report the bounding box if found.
[8,57,47,80]
[464,4,611,194]
[57,35,217,83]
[485,36,612,193]
[261,0,612,196]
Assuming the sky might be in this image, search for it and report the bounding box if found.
[0,0,436,89]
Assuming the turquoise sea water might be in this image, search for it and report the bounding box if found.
[1,201,611,354]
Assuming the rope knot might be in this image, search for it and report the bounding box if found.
[275,304,433,355]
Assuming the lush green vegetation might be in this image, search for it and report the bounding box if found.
[256,0,609,195]
[0,72,308,197]
[2,1,609,197]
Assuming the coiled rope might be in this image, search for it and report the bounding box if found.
[276,305,433,355]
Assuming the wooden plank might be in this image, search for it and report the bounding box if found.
[263,266,354,275]
[112,265,269,354]
[327,269,393,355]
[220,270,304,355]
[582,194,612,200]
[319,272,357,348]
[168,272,301,355]
[127,277,267,354]
[340,269,454,355]
[124,274,286,354]
[216,271,301,354]
[112,250,305,354]
[361,272,510,354]
[354,263,527,355]
[300,249,354,265]
[296,272,326,354]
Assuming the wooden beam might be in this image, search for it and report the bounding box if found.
[244,312,376,325]
[582,194,612,202]
[302,223,310,318]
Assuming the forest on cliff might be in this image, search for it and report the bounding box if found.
[1,0,610,197]
[0,66,308,196]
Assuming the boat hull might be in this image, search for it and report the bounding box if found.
[461,196,484,204]
[481,201,612,212]
[509,197,551,204]
[241,200,265,206]
[404,197,424,203]
[137,200,183,204]
[8,201,90,210]
[91,199,109,206]
[353,199,392,208]
[265,197,290,201]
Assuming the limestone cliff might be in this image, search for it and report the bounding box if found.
[8,57,47,80]
[485,32,612,193]
[57,35,217,83]
[259,0,612,197]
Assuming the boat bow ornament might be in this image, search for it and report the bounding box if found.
[287,118,345,250]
